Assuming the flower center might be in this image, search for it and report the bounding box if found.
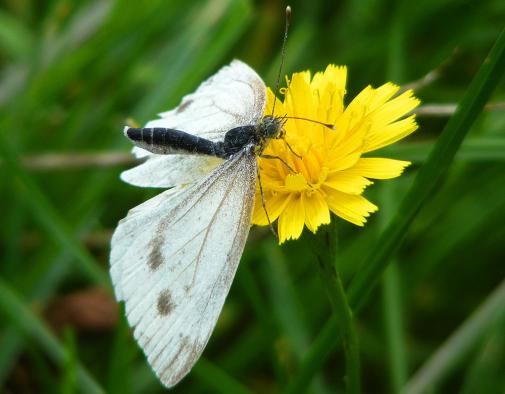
[283,165,329,195]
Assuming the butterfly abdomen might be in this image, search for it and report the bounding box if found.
[125,127,226,157]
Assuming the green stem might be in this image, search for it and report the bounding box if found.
[307,218,360,394]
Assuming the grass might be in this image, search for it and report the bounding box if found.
[1,0,504,393]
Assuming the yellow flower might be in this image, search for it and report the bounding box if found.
[252,65,420,244]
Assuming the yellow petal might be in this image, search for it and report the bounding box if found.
[325,64,347,93]
[363,115,418,152]
[252,192,292,226]
[325,126,365,172]
[350,158,411,179]
[335,85,376,135]
[367,82,400,111]
[370,89,419,126]
[326,150,362,173]
[303,191,330,233]
[325,171,373,194]
[313,65,347,123]
[324,188,378,226]
[278,194,305,243]
[285,71,315,123]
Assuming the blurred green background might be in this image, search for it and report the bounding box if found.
[1,0,504,393]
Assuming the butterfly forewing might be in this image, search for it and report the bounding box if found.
[150,60,266,141]
[124,60,266,188]
[110,150,257,387]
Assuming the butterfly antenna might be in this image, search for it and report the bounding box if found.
[271,5,291,118]
[283,116,336,130]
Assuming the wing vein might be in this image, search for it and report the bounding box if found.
[187,162,242,289]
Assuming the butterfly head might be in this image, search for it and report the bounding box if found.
[257,115,284,140]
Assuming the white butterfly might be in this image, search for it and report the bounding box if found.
[110,60,280,387]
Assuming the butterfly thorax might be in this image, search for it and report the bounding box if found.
[219,115,283,157]
[253,115,284,153]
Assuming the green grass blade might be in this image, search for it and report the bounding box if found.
[381,138,505,163]
[380,185,408,394]
[0,134,109,286]
[0,10,33,61]
[460,318,505,394]
[0,174,117,385]
[283,319,337,394]
[349,26,505,310]
[192,358,254,394]
[237,263,288,382]
[261,242,329,394]
[106,316,134,394]
[133,0,252,120]
[60,328,78,394]
[262,242,316,357]
[382,264,408,393]
[0,329,23,385]
[402,279,505,394]
[286,26,505,392]
[0,279,105,394]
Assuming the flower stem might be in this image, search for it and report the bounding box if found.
[308,217,360,394]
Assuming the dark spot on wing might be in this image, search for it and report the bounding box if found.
[148,237,163,271]
[157,290,174,316]
[147,212,175,272]
[176,99,193,114]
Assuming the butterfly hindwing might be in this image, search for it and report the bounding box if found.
[120,154,223,188]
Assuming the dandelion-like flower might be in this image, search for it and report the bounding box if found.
[253,65,420,243]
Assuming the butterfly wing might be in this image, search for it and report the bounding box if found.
[124,60,266,188]
[146,59,266,142]
[110,150,256,387]
[120,154,223,188]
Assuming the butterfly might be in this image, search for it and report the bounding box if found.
[109,59,284,387]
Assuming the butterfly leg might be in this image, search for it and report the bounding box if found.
[256,165,278,241]
[259,154,296,173]
[283,139,302,159]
